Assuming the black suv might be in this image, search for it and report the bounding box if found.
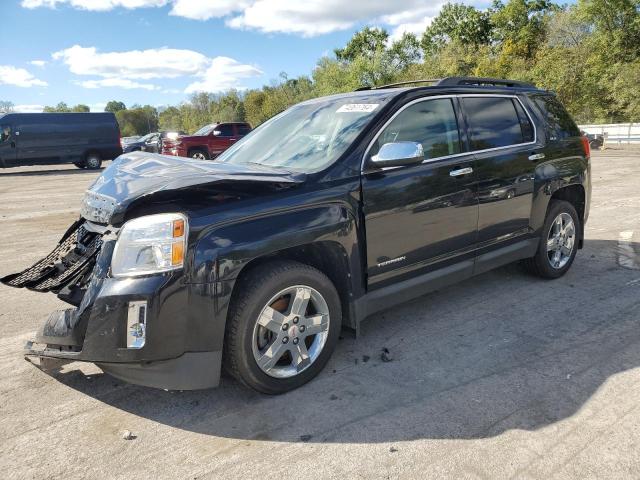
[2,78,591,394]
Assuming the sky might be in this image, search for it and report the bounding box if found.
[0,0,490,112]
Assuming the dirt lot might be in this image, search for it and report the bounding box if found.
[1,151,640,480]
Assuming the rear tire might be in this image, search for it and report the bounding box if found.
[73,162,86,169]
[224,260,342,394]
[85,152,102,170]
[189,149,209,160]
[523,200,580,279]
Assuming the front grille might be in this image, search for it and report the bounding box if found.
[1,221,103,292]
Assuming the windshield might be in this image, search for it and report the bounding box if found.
[193,124,215,136]
[217,97,386,173]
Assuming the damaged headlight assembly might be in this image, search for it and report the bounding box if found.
[111,213,188,277]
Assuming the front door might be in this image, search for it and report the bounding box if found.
[362,97,478,289]
[0,123,17,167]
[460,95,537,244]
[209,124,235,158]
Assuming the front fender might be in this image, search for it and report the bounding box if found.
[191,204,358,284]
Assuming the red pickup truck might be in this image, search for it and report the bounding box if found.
[162,122,252,159]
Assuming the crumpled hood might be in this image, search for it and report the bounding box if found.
[80,151,305,224]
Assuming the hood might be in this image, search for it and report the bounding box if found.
[80,151,305,224]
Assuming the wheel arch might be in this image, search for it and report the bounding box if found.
[191,204,364,333]
[232,241,357,330]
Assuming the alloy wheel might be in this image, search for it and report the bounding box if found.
[192,152,206,160]
[251,285,330,378]
[546,212,576,269]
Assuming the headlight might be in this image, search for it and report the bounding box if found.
[111,213,188,277]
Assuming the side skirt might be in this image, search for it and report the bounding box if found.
[354,237,539,325]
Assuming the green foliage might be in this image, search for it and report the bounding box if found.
[115,105,158,137]
[421,4,492,55]
[71,104,90,112]
[105,100,126,113]
[43,102,71,112]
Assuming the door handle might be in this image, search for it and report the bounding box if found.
[449,167,473,177]
[528,153,545,161]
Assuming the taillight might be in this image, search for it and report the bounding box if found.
[581,135,591,158]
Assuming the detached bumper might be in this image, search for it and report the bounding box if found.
[22,272,225,390]
[24,341,221,390]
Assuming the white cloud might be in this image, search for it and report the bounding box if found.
[380,5,442,43]
[23,0,487,37]
[14,104,45,113]
[78,78,160,90]
[226,0,426,36]
[29,60,47,67]
[22,0,167,10]
[0,65,48,87]
[52,45,262,93]
[53,45,211,79]
[169,0,249,20]
[184,56,262,93]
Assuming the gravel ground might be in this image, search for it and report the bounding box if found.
[1,151,640,480]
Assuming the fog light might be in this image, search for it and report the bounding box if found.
[127,301,147,349]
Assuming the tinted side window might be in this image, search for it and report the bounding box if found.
[463,97,525,151]
[0,124,12,143]
[217,124,234,136]
[532,95,580,140]
[370,98,461,161]
[513,99,535,142]
[238,125,251,136]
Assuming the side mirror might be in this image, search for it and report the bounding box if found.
[212,130,222,137]
[370,142,424,168]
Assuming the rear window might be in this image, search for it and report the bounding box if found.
[462,97,531,151]
[238,124,251,136]
[532,95,580,140]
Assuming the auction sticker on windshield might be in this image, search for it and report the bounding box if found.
[337,104,379,113]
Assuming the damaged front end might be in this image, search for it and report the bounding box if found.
[2,152,305,389]
[2,219,115,368]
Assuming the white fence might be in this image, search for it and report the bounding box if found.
[578,123,640,145]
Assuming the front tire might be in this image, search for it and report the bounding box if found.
[85,152,102,170]
[523,200,580,278]
[224,260,342,394]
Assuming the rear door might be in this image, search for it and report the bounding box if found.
[362,96,478,289]
[460,95,538,244]
[0,122,17,166]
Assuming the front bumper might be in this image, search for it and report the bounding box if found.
[7,221,228,390]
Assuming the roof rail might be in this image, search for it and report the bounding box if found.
[436,77,535,88]
[355,79,442,91]
[356,77,536,91]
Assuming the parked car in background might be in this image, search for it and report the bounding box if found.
[121,136,141,145]
[0,112,122,169]
[162,122,251,159]
[122,132,158,153]
[121,131,185,154]
[581,131,604,149]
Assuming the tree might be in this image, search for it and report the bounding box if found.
[43,102,71,112]
[335,27,389,62]
[0,100,14,113]
[421,3,492,55]
[105,100,126,113]
[71,104,90,112]
[490,0,558,60]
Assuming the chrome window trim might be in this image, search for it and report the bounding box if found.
[361,93,537,172]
